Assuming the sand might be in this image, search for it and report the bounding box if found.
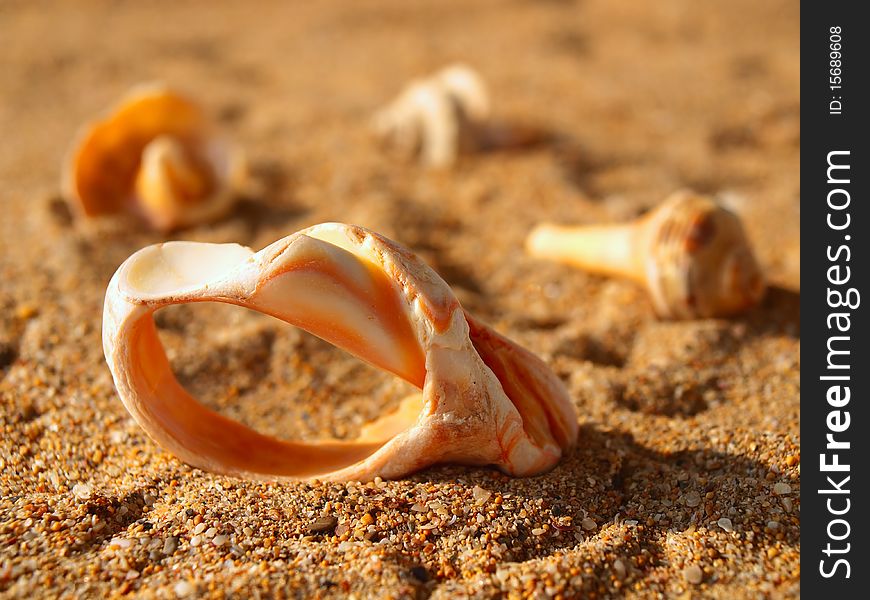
[1,0,799,597]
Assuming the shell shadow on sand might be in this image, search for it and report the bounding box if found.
[408,424,799,595]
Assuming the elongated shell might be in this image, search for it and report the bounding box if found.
[63,83,245,231]
[641,192,765,319]
[102,223,577,481]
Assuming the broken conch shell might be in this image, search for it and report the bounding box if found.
[373,63,491,168]
[63,83,246,231]
[103,223,578,481]
[526,191,766,319]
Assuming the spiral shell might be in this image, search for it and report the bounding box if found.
[641,192,765,319]
[63,83,246,231]
[526,191,766,319]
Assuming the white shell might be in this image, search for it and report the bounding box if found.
[373,64,490,167]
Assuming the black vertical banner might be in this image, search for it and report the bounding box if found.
[802,2,869,595]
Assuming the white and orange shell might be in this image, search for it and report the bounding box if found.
[63,84,246,231]
[373,64,491,168]
[103,223,577,481]
[526,191,766,319]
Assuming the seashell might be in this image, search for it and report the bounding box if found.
[102,223,578,481]
[373,63,491,168]
[63,83,246,231]
[525,191,766,319]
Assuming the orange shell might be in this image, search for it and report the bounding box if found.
[102,223,578,481]
[63,84,244,230]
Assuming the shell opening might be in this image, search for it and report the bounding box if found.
[121,242,253,300]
